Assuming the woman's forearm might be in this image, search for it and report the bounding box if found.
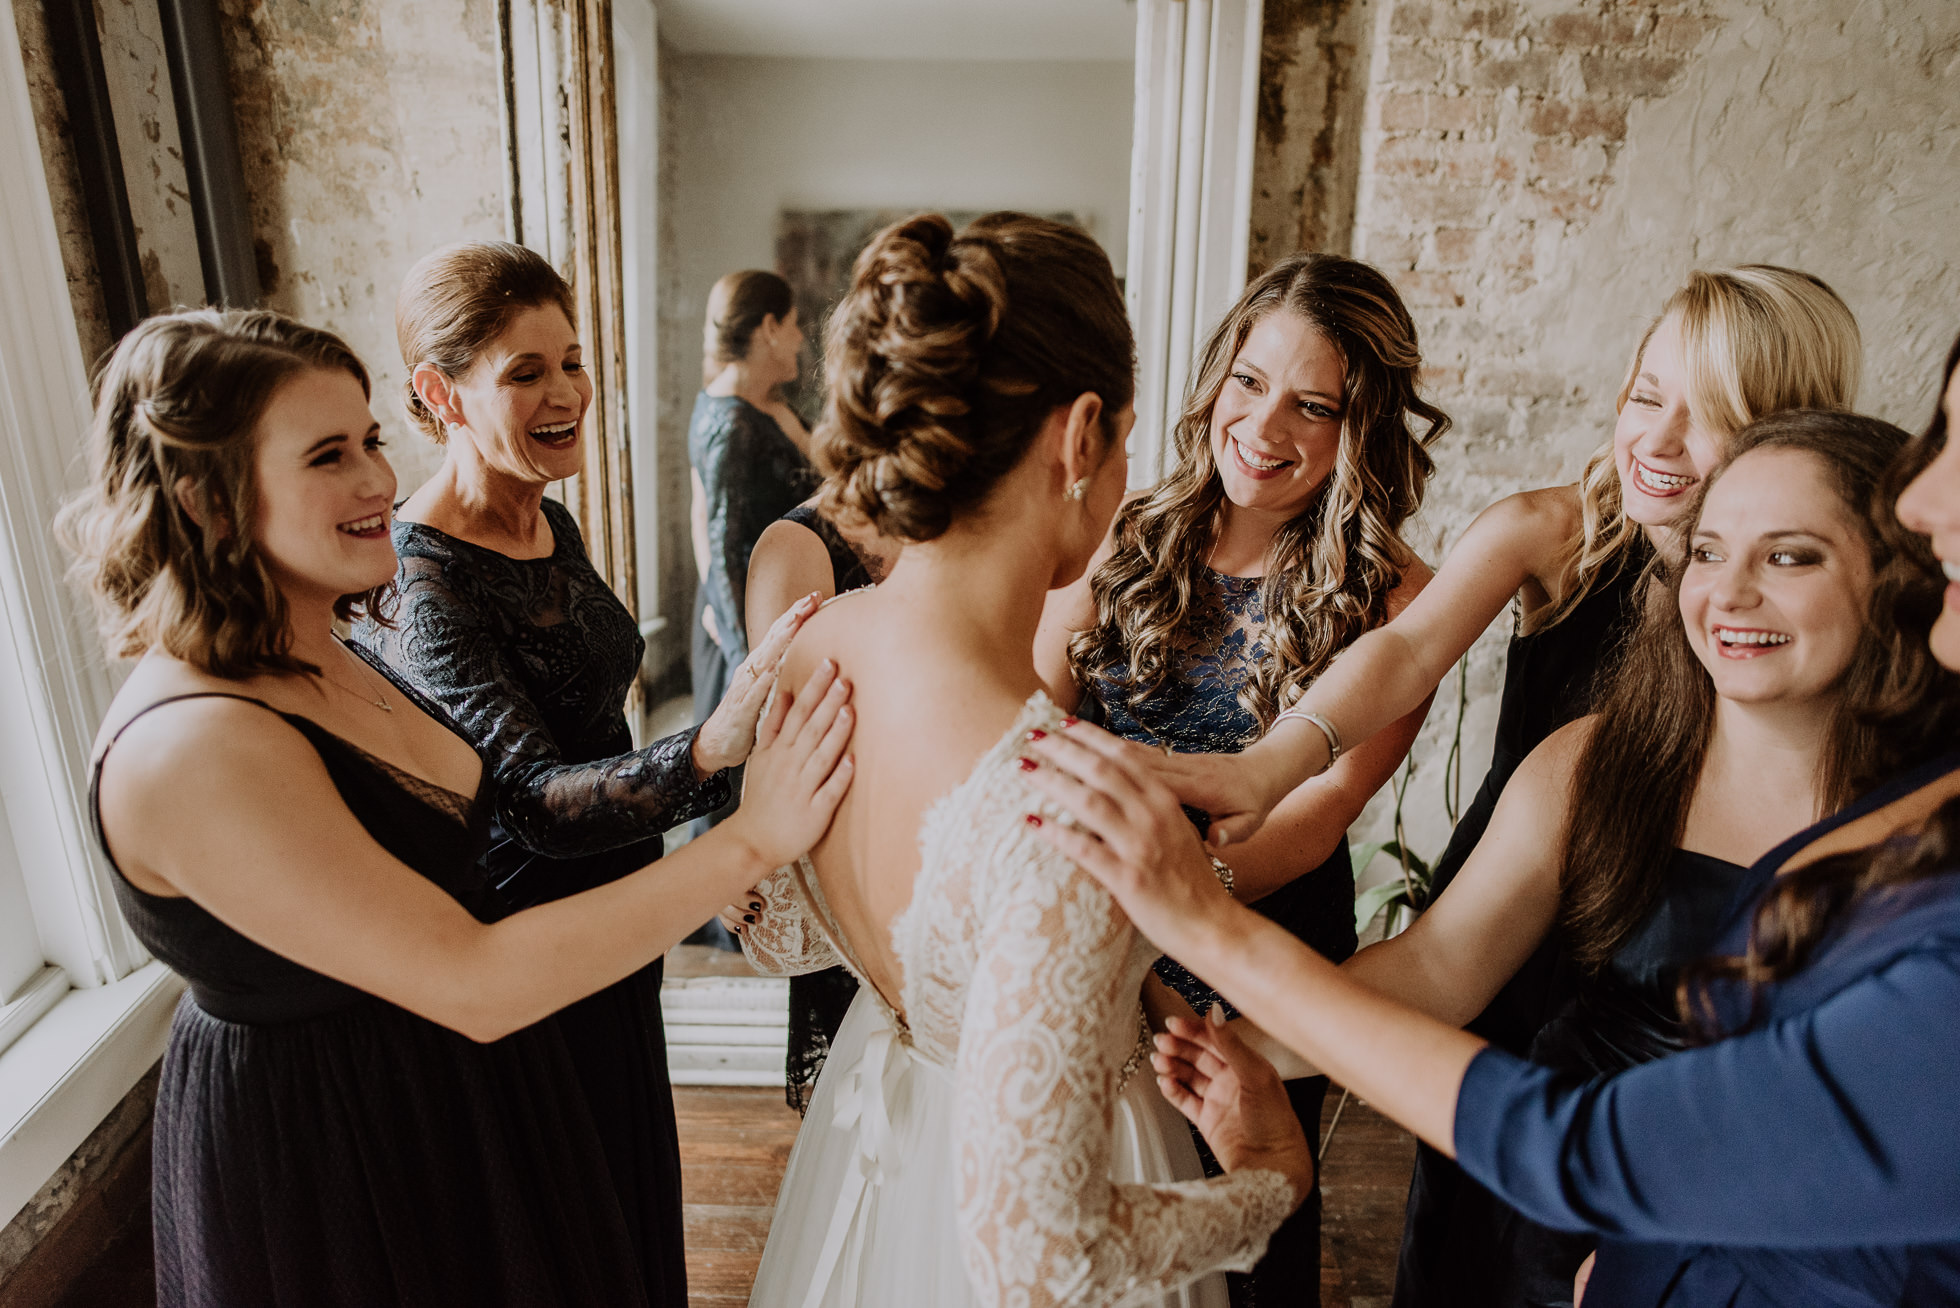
[457,821,776,1040]
[498,729,732,858]
[1175,904,1486,1154]
[1239,626,1444,799]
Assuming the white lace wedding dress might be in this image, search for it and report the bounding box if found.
[740,692,1296,1308]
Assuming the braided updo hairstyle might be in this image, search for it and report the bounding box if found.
[814,212,1134,543]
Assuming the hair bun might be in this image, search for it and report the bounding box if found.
[815,212,1130,543]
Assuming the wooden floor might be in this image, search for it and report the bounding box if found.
[677,1084,1417,1308]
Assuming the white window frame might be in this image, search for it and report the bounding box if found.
[1126,0,1264,487]
[0,0,183,1230]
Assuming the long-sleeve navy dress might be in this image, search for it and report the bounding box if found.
[1454,752,1960,1307]
[360,496,730,1307]
[687,392,815,751]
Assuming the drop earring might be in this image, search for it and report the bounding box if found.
[1065,477,1090,502]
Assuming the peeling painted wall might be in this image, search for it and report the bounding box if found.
[217,0,508,493]
[11,0,111,368]
[1309,0,1960,865]
[95,0,201,311]
[1250,0,1375,266]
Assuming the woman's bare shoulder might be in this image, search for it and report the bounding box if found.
[1516,714,1595,791]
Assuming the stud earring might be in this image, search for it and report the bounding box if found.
[1065,477,1090,502]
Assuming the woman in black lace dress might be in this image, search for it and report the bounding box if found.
[689,271,818,841]
[359,244,821,1304]
[64,308,854,1307]
[1038,254,1444,1308]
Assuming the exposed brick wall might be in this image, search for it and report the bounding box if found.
[1271,0,1960,867]
[1360,1,1720,458]
[218,0,507,496]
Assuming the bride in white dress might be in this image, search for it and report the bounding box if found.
[734,213,1312,1308]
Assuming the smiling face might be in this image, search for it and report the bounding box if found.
[249,367,398,606]
[446,303,592,483]
[1679,446,1874,708]
[1208,311,1347,518]
[1614,314,1729,528]
[1895,365,1960,670]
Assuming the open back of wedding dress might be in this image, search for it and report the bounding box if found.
[740,693,1295,1308]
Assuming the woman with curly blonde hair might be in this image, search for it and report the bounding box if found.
[1035,251,1447,1306]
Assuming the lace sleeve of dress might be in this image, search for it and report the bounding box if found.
[736,861,842,976]
[951,810,1296,1307]
[373,554,731,857]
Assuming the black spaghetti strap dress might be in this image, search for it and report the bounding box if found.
[776,501,870,1115]
[1393,544,1652,1308]
[97,686,656,1308]
[1472,848,1751,1307]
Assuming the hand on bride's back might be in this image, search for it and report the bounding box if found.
[1155,1007,1315,1208]
[721,659,855,869]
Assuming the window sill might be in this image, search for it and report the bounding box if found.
[0,961,183,1228]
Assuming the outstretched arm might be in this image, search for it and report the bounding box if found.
[1338,722,1579,1025]
[1036,721,1960,1251]
[1157,487,1578,846]
[99,663,855,1044]
[1022,724,1484,1151]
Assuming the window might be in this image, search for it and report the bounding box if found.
[0,0,182,1229]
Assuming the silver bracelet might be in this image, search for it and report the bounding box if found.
[1270,707,1342,773]
[1208,853,1236,899]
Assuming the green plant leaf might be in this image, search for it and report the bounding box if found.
[1354,879,1409,937]
[1349,841,1392,878]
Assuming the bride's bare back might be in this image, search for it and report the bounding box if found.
[775,585,1042,1016]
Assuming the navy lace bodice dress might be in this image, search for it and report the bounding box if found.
[1084,567,1355,1308]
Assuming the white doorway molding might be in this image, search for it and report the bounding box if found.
[1125,0,1264,487]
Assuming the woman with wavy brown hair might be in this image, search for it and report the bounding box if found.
[1023,365,1960,1306]
[734,212,1313,1308]
[60,307,854,1307]
[1035,252,1445,1305]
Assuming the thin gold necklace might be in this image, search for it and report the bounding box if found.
[317,640,393,713]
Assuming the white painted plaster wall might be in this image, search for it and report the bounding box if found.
[666,53,1133,331]
[644,52,1132,657]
